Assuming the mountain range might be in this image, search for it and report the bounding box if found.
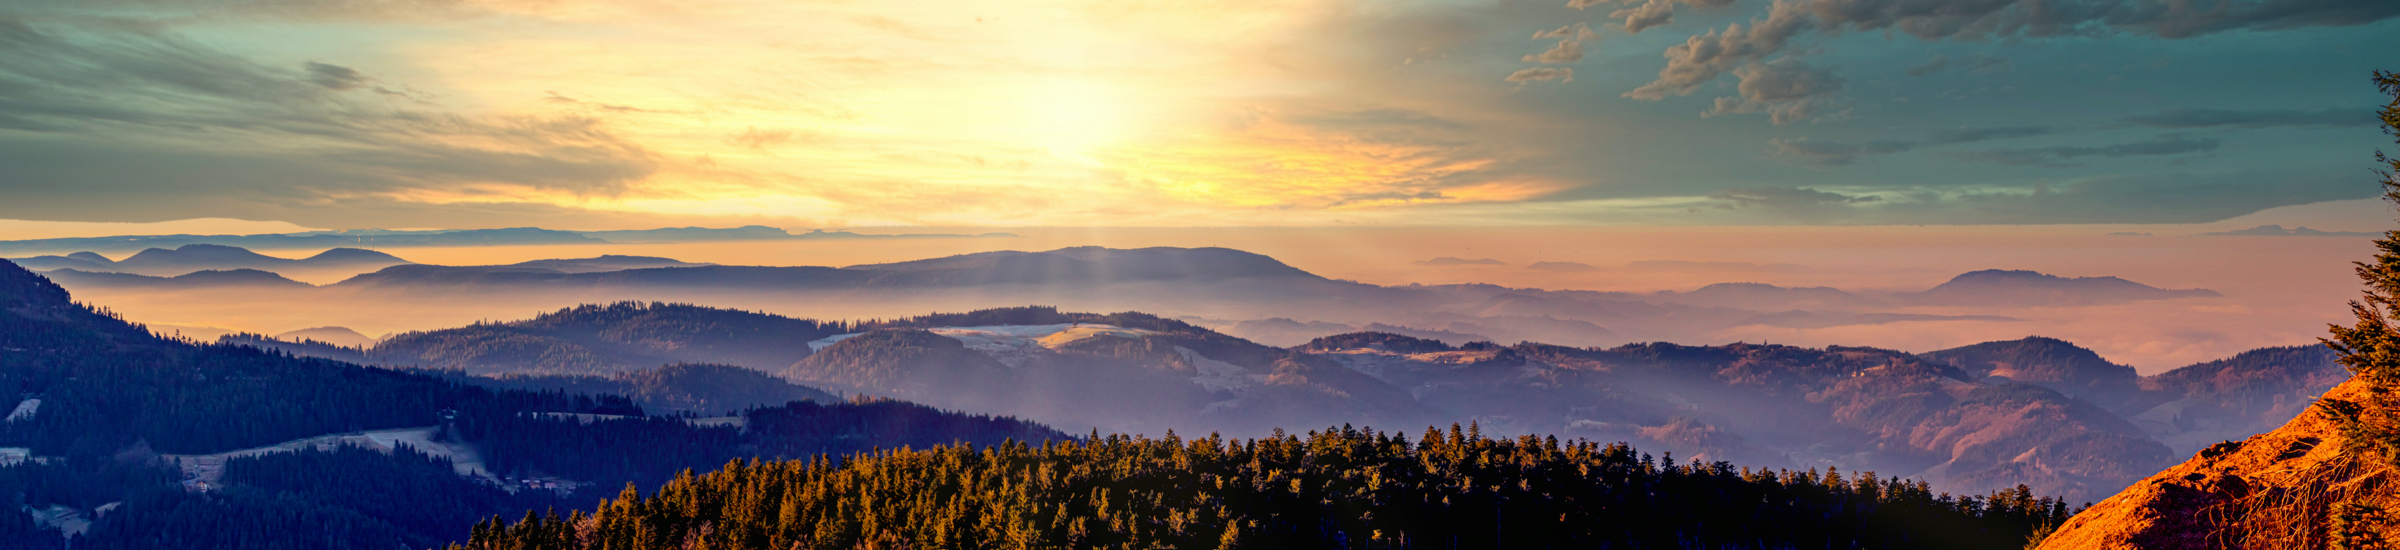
[231,297,2342,504]
[9,244,410,276]
[11,244,2227,349]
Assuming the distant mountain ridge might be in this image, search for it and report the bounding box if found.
[327,300,2345,503]
[21,244,2226,348]
[9,244,411,276]
[42,268,311,289]
[1912,269,2220,306]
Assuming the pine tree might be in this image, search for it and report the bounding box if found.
[2321,70,2400,463]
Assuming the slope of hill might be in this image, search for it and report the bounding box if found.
[1921,336,2144,404]
[444,363,840,415]
[39,268,312,289]
[275,326,378,348]
[2035,375,2373,549]
[370,302,847,375]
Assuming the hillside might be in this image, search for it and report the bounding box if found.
[40,268,312,289]
[370,302,847,375]
[1921,336,2143,404]
[2035,375,2379,549]
[445,363,841,415]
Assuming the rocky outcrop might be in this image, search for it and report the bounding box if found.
[2038,376,2393,549]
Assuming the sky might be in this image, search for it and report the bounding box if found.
[0,0,2393,229]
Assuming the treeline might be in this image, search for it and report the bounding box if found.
[450,363,839,416]
[461,397,1069,487]
[456,425,2070,550]
[72,445,572,550]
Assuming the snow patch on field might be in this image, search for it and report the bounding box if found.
[6,399,37,422]
[1179,346,1260,394]
[164,426,491,487]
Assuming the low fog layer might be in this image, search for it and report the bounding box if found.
[11,222,2365,373]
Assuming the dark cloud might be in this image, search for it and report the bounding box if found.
[2123,107,2375,128]
[302,61,367,90]
[1702,60,1845,124]
[1955,135,2221,167]
[1505,67,1574,84]
[1623,0,2398,118]
[1602,0,1739,34]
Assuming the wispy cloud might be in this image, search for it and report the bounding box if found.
[2124,107,2375,128]
[1954,135,2220,167]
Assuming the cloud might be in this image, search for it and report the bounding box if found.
[2124,107,2375,128]
[1768,126,2050,165]
[1667,168,2375,224]
[1506,67,1575,84]
[1532,23,1601,40]
[1701,60,1846,124]
[0,16,660,215]
[1768,138,1913,166]
[1711,186,1880,207]
[1523,38,1586,63]
[1623,0,2398,118]
[1955,135,2221,167]
[1927,125,2052,144]
[1608,0,1739,34]
[302,61,368,90]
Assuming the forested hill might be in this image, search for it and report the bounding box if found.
[370,302,850,375]
[0,261,1076,549]
[438,363,840,415]
[456,427,2069,550]
[0,260,607,455]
